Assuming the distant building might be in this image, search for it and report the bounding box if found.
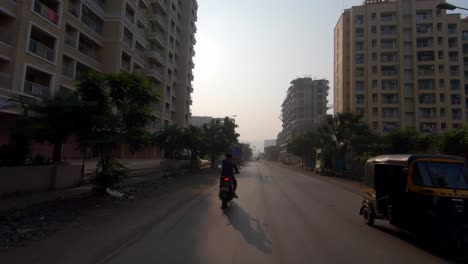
[278,78,330,146]
[263,139,277,151]
[334,0,468,133]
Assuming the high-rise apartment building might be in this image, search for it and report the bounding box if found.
[0,0,197,146]
[335,0,468,133]
[278,78,329,146]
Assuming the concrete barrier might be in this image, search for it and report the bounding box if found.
[0,164,82,196]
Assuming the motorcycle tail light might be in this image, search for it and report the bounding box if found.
[223,177,230,182]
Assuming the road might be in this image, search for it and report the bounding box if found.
[103,162,451,264]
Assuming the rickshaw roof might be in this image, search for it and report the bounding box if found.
[367,154,466,166]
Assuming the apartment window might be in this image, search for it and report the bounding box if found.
[451,94,462,105]
[452,109,462,120]
[355,41,364,51]
[418,93,436,104]
[355,28,364,38]
[356,81,365,91]
[438,37,443,47]
[416,37,433,48]
[439,79,445,89]
[381,25,397,36]
[419,108,436,119]
[78,34,101,61]
[372,94,378,103]
[356,54,364,64]
[82,5,104,35]
[383,122,399,132]
[372,80,378,89]
[382,66,397,76]
[356,95,364,105]
[356,68,364,78]
[24,66,52,98]
[448,38,458,49]
[448,23,458,34]
[450,66,460,76]
[440,94,445,103]
[371,13,376,21]
[382,108,398,119]
[372,52,377,61]
[382,94,398,104]
[371,26,377,34]
[416,24,433,34]
[33,0,61,25]
[418,79,435,90]
[420,123,437,133]
[417,51,434,62]
[355,15,364,25]
[441,123,447,130]
[382,80,398,90]
[356,108,364,116]
[373,107,378,118]
[372,39,377,48]
[416,10,432,21]
[437,23,442,32]
[417,65,435,76]
[123,27,134,47]
[463,31,468,41]
[437,50,444,60]
[440,108,446,117]
[372,66,377,75]
[121,51,132,71]
[381,52,397,63]
[125,4,135,24]
[381,12,396,22]
[373,122,378,130]
[28,26,57,62]
[450,80,461,91]
[449,51,459,62]
[439,64,444,74]
[381,39,396,49]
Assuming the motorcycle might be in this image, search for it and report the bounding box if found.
[219,176,235,209]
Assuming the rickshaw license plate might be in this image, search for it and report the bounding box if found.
[221,187,229,191]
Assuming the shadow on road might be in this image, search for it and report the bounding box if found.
[372,224,466,263]
[223,202,272,254]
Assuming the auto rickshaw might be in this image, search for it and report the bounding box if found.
[360,154,468,250]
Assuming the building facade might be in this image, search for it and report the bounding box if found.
[0,0,197,148]
[335,0,468,133]
[279,77,329,146]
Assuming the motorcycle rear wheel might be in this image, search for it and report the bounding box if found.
[221,200,228,209]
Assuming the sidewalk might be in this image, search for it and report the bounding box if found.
[0,159,211,213]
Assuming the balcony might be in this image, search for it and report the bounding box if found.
[81,12,103,35]
[147,67,163,80]
[33,0,59,25]
[91,0,105,9]
[416,39,433,48]
[416,25,433,34]
[24,80,50,98]
[123,33,133,47]
[29,39,55,61]
[0,72,11,90]
[381,26,397,36]
[65,34,78,49]
[416,11,432,21]
[381,68,397,76]
[0,27,11,45]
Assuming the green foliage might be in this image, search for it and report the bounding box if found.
[31,90,84,162]
[437,127,468,157]
[200,118,239,166]
[239,142,253,161]
[77,71,160,189]
[264,145,281,161]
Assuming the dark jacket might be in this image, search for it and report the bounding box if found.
[221,159,239,177]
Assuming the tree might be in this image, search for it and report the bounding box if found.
[264,145,281,161]
[76,71,160,189]
[239,142,253,161]
[31,91,84,162]
[287,130,321,166]
[200,118,239,167]
[437,127,468,158]
[153,125,183,159]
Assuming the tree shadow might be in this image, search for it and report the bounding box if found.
[223,202,272,254]
[372,224,466,263]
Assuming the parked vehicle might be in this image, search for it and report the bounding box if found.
[231,146,243,168]
[360,154,468,254]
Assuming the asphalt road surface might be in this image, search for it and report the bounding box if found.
[104,162,452,264]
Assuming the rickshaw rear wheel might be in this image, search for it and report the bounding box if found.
[362,206,375,226]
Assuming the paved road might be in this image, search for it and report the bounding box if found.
[104,162,451,264]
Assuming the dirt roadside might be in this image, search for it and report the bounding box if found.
[0,169,219,264]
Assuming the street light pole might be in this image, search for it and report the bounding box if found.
[437,2,468,11]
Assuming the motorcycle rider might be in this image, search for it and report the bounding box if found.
[220,153,239,198]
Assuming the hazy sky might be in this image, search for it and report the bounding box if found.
[191,0,467,150]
